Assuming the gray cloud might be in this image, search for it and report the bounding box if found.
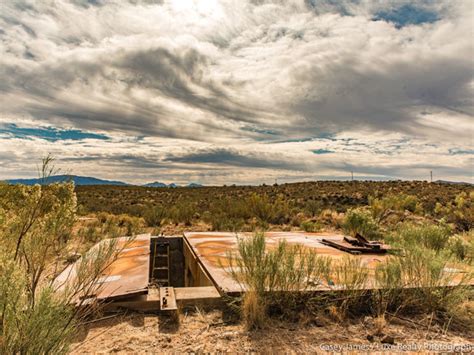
[0,0,472,183]
[292,56,473,134]
[165,148,308,170]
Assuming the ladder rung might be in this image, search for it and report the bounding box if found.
[153,266,169,270]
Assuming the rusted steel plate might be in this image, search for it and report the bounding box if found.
[182,231,378,293]
[183,232,472,293]
[55,235,150,301]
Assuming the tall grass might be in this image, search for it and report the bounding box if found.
[227,233,320,328]
[374,245,473,329]
[228,227,473,331]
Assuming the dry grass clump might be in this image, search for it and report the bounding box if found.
[242,291,267,330]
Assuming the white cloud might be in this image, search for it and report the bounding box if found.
[0,0,472,184]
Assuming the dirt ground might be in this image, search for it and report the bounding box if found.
[71,308,473,354]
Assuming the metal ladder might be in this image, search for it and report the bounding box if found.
[151,239,170,286]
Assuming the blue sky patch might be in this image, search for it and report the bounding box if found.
[0,123,109,141]
[241,125,279,136]
[311,149,334,154]
[448,148,474,155]
[270,133,336,144]
[373,4,439,28]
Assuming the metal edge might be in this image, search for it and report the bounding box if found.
[182,232,226,296]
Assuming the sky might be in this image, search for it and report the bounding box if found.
[0,0,473,185]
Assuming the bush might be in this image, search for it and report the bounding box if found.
[305,199,322,217]
[143,204,167,227]
[374,246,472,325]
[171,202,195,226]
[331,256,370,316]
[0,157,121,353]
[204,198,250,231]
[343,208,381,239]
[448,231,474,262]
[369,194,419,222]
[246,194,273,225]
[245,194,290,226]
[434,192,474,231]
[300,220,321,232]
[319,209,344,229]
[227,233,319,329]
[389,222,451,252]
[206,212,245,231]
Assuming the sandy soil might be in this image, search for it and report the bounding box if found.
[71,309,473,354]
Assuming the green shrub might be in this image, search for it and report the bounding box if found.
[208,213,245,231]
[143,205,167,227]
[227,232,319,329]
[204,197,250,231]
[374,246,472,324]
[343,208,381,239]
[448,232,474,263]
[245,194,290,225]
[305,199,322,217]
[434,192,474,231]
[369,194,419,222]
[78,223,101,244]
[300,220,321,232]
[171,202,195,226]
[331,256,370,316]
[246,194,273,225]
[0,157,121,353]
[389,222,451,252]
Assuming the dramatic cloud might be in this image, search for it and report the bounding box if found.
[0,0,472,184]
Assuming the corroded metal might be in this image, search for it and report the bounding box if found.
[55,235,150,301]
[183,231,471,293]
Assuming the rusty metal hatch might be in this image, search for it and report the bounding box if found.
[54,235,150,302]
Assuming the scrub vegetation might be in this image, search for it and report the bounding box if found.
[0,157,122,353]
[228,229,472,331]
[1,161,473,351]
[75,181,473,233]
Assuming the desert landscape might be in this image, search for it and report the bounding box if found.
[1,174,472,353]
[1,0,473,353]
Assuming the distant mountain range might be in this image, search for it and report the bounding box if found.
[3,175,471,187]
[4,175,203,188]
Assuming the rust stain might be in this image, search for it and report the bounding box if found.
[183,231,472,293]
[55,235,150,301]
